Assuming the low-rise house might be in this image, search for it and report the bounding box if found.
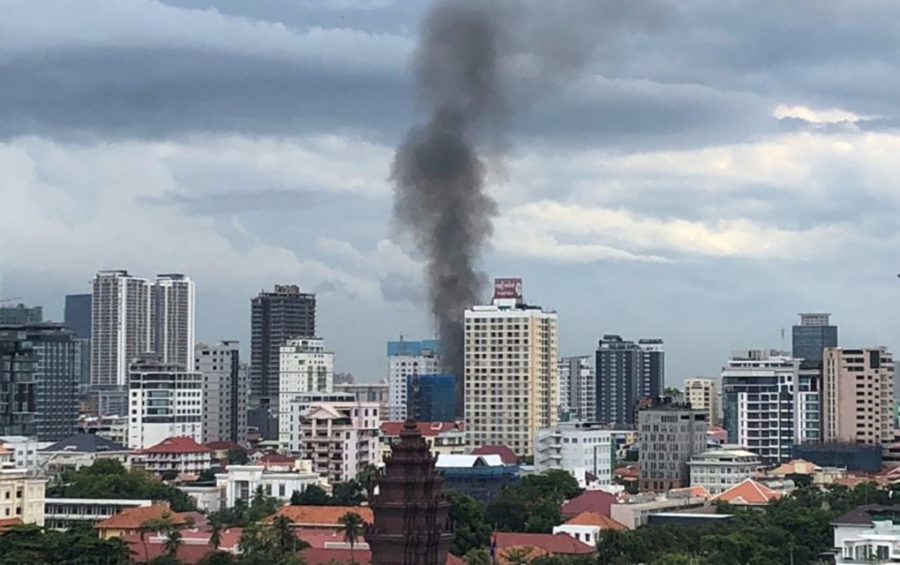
[131,437,214,477]
[178,485,223,513]
[44,497,152,530]
[832,505,900,564]
[269,505,373,531]
[610,494,709,529]
[710,478,783,506]
[0,467,46,526]
[215,461,323,507]
[435,454,520,503]
[95,502,188,540]
[0,436,45,470]
[770,458,846,485]
[687,446,761,495]
[471,445,519,466]
[553,512,626,546]
[491,532,595,563]
[38,434,132,474]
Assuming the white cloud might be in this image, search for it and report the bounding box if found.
[773,104,865,124]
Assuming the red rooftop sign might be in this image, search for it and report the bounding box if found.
[493,278,523,300]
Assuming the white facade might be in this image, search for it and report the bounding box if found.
[178,485,223,513]
[298,401,380,483]
[835,519,900,564]
[44,498,152,531]
[553,523,602,547]
[216,462,322,507]
[278,338,333,448]
[535,423,613,487]
[131,439,214,476]
[196,341,247,444]
[464,284,559,457]
[0,467,46,525]
[0,436,44,470]
[558,357,596,422]
[151,274,195,370]
[387,340,441,421]
[687,446,762,495]
[281,392,355,454]
[127,357,203,449]
[91,270,151,388]
[684,378,719,427]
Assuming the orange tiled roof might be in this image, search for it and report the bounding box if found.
[95,503,187,530]
[564,511,627,531]
[380,421,465,437]
[668,486,712,499]
[711,478,782,505]
[271,506,374,527]
[0,518,23,532]
[771,459,820,476]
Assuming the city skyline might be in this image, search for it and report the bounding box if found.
[4,1,900,385]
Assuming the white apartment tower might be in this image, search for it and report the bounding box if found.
[152,274,196,370]
[559,356,596,422]
[535,422,613,487]
[464,278,559,457]
[278,338,334,449]
[127,354,203,449]
[91,271,195,388]
[298,400,380,483]
[91,270,151,387]
[195,341,247,444]
[387,339,441,421]
[684,378,720,427]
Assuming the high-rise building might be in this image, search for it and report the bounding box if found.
[684,378,719,427]
[0,304,42,325]
[721,350,817,463]
[151,274,195,370]
[823,347,894,455]
[297,400,380,483]
[278,337,333,449]
[638,402,708,491]
[334,380,390,422]
[595,335,665,427]
[91,270,152,388]
[464,278,559,457]
[195,341,247,444]
[249,285,316,438]
[127,354,203,449]
[387,339,441,421]
[793,313,838,363]
[559,356,596,422]
[0,328,37,437]
[407,374,457,423]
[64,295,92,339]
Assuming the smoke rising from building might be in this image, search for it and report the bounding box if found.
[391,0,663,410]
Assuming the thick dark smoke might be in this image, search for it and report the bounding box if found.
[391,1,502,398]
[392,0,663,413]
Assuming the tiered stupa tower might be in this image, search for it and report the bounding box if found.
[365,419,454,564]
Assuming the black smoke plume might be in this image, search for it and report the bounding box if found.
[391,0,502,404]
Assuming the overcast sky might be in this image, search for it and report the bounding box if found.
[3,0,900,384]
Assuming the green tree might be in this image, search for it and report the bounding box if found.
[447,492,490,556]
[209,515,224,550]
[163,525,183,556]
[339,512,365,565]
[332,480,364,505]
[228,449,249,465]
[519,469,582,501]
[292,484,331,506]
[198,552,238,565]
[463,547,491,565]
[501,547,533,565]
[356,463,378,501]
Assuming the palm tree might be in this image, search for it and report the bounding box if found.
[357,463,378,502]
[208,516,223,551]
[272,515,296,556]
[339,512,365,565]
[163,528,183,556]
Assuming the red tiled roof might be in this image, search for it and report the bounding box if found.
[668,486,711,499]
[564,511,627,531]
[379,421,465,437]
[561,490,616,518]
[260,453,297,467]
[495,532,595,558]
[471,445,518,465]
[711,479,782,505]
[95,503,188,531]
[271,506,374,527]
[136,436,213,455]
[0,518,24,532]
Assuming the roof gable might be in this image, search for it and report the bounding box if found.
[711,478,782,505]
[41,433,130,454]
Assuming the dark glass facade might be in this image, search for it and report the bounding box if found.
[596,335,664,427]
[406,373,457,422]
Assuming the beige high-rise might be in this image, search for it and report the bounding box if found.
[823,347,894,452]
[684,378,719,426]
[464,279,559,457]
